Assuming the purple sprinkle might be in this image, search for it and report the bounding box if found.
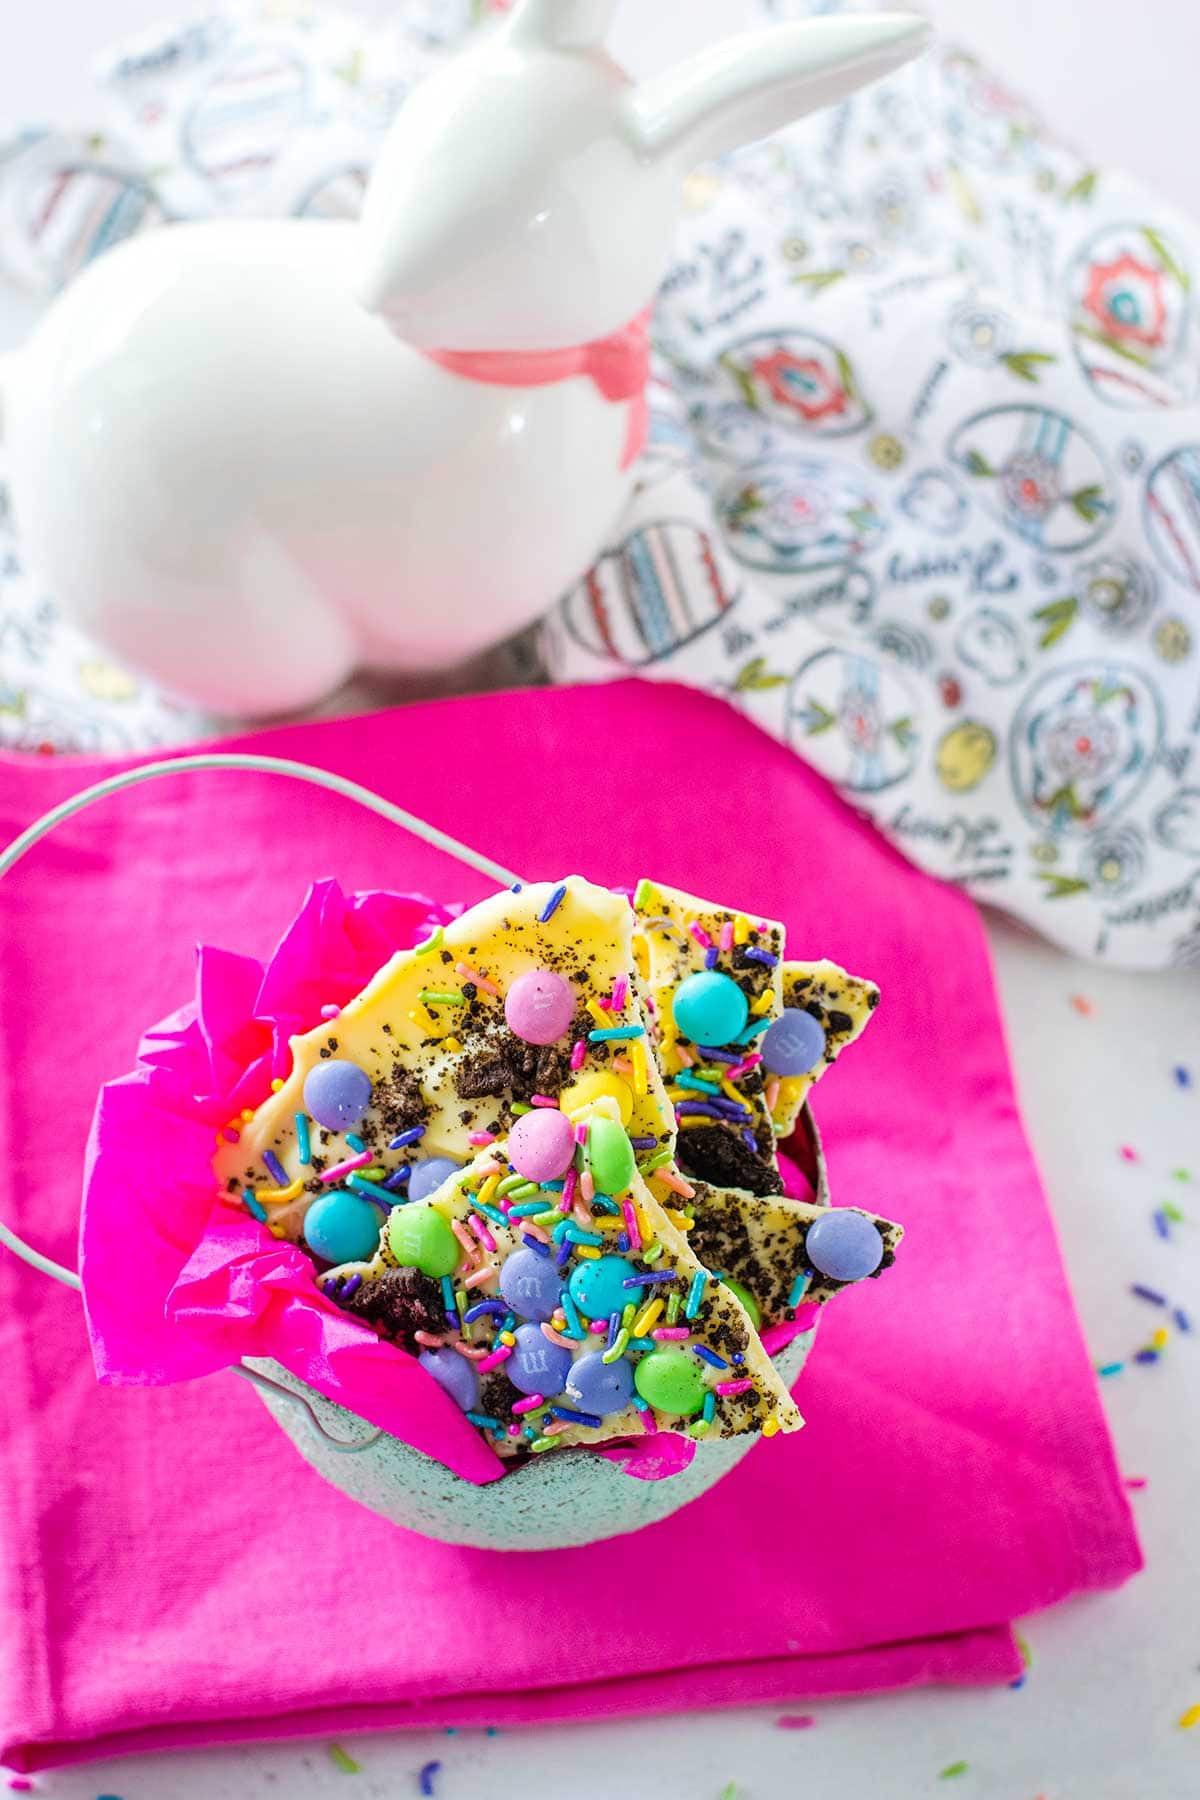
[262,1149,289,1186]
[692,1344,728,1368]
[732,1351,745,1364]
[419,1761,442,1797]
[1153,1209,1170,1239]
[1131,1283,1167,1306]
[675,1101,727,1121]
[617,1232,630,1252]
[549,1404,604,1428]
[1134,1348,1160,1363]
[743,947,778,967]
[1175,1307,1192,1332]
[511,882,523,893]
[704,946,719,969]
[606,1310,621,1349]
[465,1301,507,1323]
[623,1269,678,1286]
[629,1136,658,1150]
[339,1274,362,1300]
[741,1129,758,1152]
[390,1127,425,1149]
[696,1046,740,1063]
[522,1234,551,1257]
[384,1164,411,1192]
[555,1240,572,1268]
[539,882,567,922]
[1174,1065,1192,1088]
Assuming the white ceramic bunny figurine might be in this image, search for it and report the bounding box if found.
[1,1,929,717]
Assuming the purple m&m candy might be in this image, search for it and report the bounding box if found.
[805,1209,884,1282]
[762,1007,826,1077]
[408,1156,463,1203]
[565,1350,635,1416]
[303,1058,373,1132]
[508,1107,575,1182]
[498,1247,563,1321]
[508,1322,573,1397]
[505,967,575,1045]
[419,1345,479,1412]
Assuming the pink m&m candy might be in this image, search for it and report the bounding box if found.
[505,967,574,1045]
[508,1107,575,1182]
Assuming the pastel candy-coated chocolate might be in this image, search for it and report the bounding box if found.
[565,1349,635,1416]
[720,1276,761,1329]
[498,1246,563,1322]
[302,1191,381,1264]
[302,1058,373,1131]
[805,1208,884,1281]
[671,969,748,1045]
[508,1107,576,1181]
[387,1203,460,1278]
[633,1346,707,1416]
[567,1253,637,1322]
[508,1322,574,1397]
[762,1006,827,1076]
[419,1345,479,1412]
[504,967,575,1045]
[559,1069,633,1125]
[586,1114,635,1196]
[408,1156,463,1202]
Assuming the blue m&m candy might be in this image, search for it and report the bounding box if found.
[302,1191,381,1264]
[499,1247,563,1322]
[805,1209,884,1282]
[419,1345,479,1412]
[671,970,748,1046]
[565,1350,635,1416]
[762,1007,826,1077]
[507,1323,573,1396]
[408,1156,463,1203]
[568,1254,635,1321]
[303,1058,373,1132]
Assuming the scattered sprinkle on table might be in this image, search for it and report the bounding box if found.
[1131,1283,1167,1306]
[1124,1475,1148,1489]
[1174,1065,1192,1088]
[1180,1703,1200,1730]
[776,1713,816,1729]
[329,1743,360,1773]
[418,1760,443,1795]
[939,1762,969,1779]
[1119,1144,1139,1162]
[1069,993,1093,1015]
[718,1785,739,1800]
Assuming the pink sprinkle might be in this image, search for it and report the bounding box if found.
[588,1317,608,1334]
[6,1780,33,1792]
[469,1131,496,1147]
[756,921,770,934]
[320,1003,341,1020]
[507,1423,523,1437]
[542,1419,573,1435]
[689,923,713,948]
[452,1339,488,1360]
[414,1329,451,1348]
[611,974,629,1011]
[719,921,734,951]
[221,1126,241,1144]
[765,1078,781,1111]
[656,1167,695,1199]
[572,1202,594,1230]
[464,1264,500,1289]
[613,1056,635,1075]
[320,1149,372,1183]
[475,1158,503,1179]
[570,1039,587,1070]
[776,1715,816,1730]
[580,1169,596,1203]
[456,960,499,996]
[560,1167,578,1214]
[452,1219,479,1261]
[575,1122,589,1147]
[511,1393,545,1414]
[476,1345,513,1373]
[653,1326,690,1341]
[468,1213,497,1252]
[675,1046,694,1069]
[725,1053,763,1082]
[639,1407,655,1433]
[541,1322,575,1349]
[716,1377,753,1396]
[622,1199,642,1251]
[1124,1476,1148,1490]
[1119,1144,1139,1162]
[523,1221,553,1245]
[530,1093,559,1108]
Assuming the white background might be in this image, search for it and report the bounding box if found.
[2,4,1200,1798]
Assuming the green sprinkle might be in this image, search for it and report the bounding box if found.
[637,1148,674,1173]
[1097,1360,1125,1377]
[633,878,657,909]
[414,926,443,956]
[720,1786,739,1800]
[686,1418,710,1438]
[643,1241,665,1264]
[666,1291,682,1324]
[530,1435,559,1452]
[602,1327,630,1364]
[508,1182,540,1200]
[621,1302,636,1327]
[532,1208,562,1227]
[497,1174,530,1196]
[939,1763,969,1780]
[1016,1631,1033,1669]
[510,1101,533,1115]
[329,1744,360,1774]
[1162,1201,1185,1222]
[1173,1168,1192,1182]
[456,1286,470,1341]
[417,989,464,1006]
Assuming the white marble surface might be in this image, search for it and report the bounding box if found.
[3,4,1200,1797]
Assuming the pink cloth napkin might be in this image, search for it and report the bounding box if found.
[0,680,1140,1773]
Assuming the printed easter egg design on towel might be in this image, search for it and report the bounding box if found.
[715,330,871,438]
[1067,223,1196,409]
[0,131,165,295]
[1077,552,1159,634]
[294,166,368,220]
[947,405,1114,553]
[717,459,887,572]
[182,44,310,199]
[937,720,998,793]
[1078,821,1147,896]
[1153,788,1200,857]
[955,606,1028,686]
[1010,660,1164,834]
[899,469,968,536]
[689,401,779,465]
[787,647,921,792]
[561,518,740,666]
[934,46,1045,171]
[1143,447,1200,590]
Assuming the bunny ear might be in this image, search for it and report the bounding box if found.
[506,0,619,50]
[626,13,931,166]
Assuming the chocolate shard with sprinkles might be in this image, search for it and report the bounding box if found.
[767,960,880,1142]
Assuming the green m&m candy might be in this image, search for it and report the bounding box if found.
[720,1276,761,1329]
[387,1203,459,1278]
[634,1346,707,1417]
[586,1114,636,1196]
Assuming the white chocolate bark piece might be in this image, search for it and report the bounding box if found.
[632,877,786,1200]
[358,1097,804,1454]
[768,961,880,1143]
[215,876,682,1239]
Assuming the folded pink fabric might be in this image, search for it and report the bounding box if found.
[0,680,1140,1772]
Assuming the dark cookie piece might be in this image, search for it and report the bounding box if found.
[677,1125,783,1196]
[479,1371,525,1418]
[340,1267,445,1352]
[374,1065,427,1137]
[456,1030,569,1104]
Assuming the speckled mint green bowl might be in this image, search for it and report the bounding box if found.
[244,1115,829,1552]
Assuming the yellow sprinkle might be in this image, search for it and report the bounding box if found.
[262,1178,305,1204]
[751,989,775,1016]
[734,913,751,945]
[499,1331,516,1347]
[478,1175,501,1211]
[1179,1704,1200,1730]
[762,1416,781,1438]
[270,1078,285,1092]
[575,1245,602,1260]
[240,1108,255,1123]
[633,1297,664,1336]
[594,1216,623,1232]
[443,1037,464,1054]
[1152,1326,1169,1350]
[635,1204,655,1250]
[632,1040,649,1097]
[585,997,610,1030]
[268,1223,288,1240]
[720,1077,750,1109]
[664,1208,693,1230]
[408,1005,437,1032]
